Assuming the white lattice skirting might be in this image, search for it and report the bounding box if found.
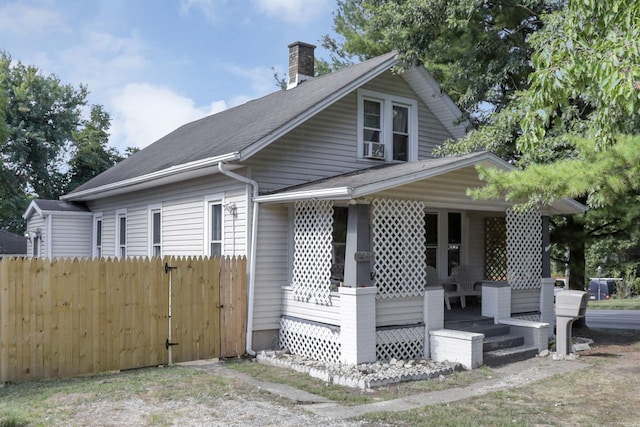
[376,325,425,362]
[279,317,342,364]
[512,312,541,322]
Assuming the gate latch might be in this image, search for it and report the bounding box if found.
[165,338,179,350]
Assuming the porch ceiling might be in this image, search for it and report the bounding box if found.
[254,152,586,215]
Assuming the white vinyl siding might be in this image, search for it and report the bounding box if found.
[50,215,92,258]
[252,204,290,331]
[86,174,248,258]
[376,297,424,327]
[250,70,456,194]
[512,288,541,314]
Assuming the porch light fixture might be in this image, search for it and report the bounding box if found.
[24,228,42,239]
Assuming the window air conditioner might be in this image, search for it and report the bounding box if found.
[364,141,385,160]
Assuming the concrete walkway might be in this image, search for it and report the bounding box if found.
[181,356,587,421]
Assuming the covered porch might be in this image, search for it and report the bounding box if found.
[256,153,585,368]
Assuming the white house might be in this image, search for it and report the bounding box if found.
[24,43,585,368]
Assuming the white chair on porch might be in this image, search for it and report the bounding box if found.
[451,265,482,307]
[428,265,463,310]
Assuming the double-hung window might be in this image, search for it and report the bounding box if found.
[204,195,224,257]
[116,209,127,258]
[358,89,418,162]
[424,211,465,275]
[149,205,162,258]
[93,213,103,258]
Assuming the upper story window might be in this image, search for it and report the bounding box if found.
[116,209,127,258]
[149,205,162,258]
[358,89,418,162]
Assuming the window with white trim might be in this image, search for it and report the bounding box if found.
[116,209,127,258]
[204,196,224,257]
[149,205,161,258]
[424,211,465,275]
[358,89,418,162]
[93,213,103,258]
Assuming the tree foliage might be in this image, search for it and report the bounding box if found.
[0,52,126,233]
[67,104,123,192]
[465,0,640,207]
[324,0,562,128]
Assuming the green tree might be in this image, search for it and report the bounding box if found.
[0,51,123,233]
[66,104,123,193]
[324,0,563,130]
[454,0,640,288]
[1,52,87,200]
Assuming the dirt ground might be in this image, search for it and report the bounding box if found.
[8,327,640,426]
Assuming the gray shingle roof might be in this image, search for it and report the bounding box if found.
[33,199,90,212]
[69,51,398,195]
[0,229,27,255]
[258,152,495,199]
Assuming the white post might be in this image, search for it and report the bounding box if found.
[540,278,556,337]
[339,286,377,364]
[482,282,511,324]
[423,286,444,359]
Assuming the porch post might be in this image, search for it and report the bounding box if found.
[339,286,377,364]
[343,204,372,287]
[540,278,556,337]
[423,286,444,358]
[482,282,511,324]
[542,216,551,278]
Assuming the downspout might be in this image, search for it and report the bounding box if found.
[217,162,259,356]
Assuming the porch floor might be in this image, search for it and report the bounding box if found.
[443,300,487,324]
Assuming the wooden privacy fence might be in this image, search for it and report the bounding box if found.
[0,256,247,383]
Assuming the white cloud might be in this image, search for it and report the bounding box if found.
[109,83,227,150]
[0,2,70,38]
[252,0,330,25]
[60,30,148,94]
[179,0,228,22]
[226,63,284,98]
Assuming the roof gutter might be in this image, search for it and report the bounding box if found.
[62,152,240,201]
[217,162,259,356]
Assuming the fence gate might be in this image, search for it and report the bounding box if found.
[0,256,247,383]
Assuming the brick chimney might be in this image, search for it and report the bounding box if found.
[287,41,316,89]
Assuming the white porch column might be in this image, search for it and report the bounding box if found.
[482,282,511,324]
[423,286,444,358]
[540,277,556,337]
[339,286,377,364]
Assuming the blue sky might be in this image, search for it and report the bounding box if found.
[0,0,338,151]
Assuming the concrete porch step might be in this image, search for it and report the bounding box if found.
[483,344,539,367]
[444,321,510,338]
[483,334,525,352]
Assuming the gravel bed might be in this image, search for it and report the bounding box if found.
[257,350,459,389]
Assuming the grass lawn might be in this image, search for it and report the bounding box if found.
[587,297,640,310]
[0,366,231,426]
[2,328,639,426]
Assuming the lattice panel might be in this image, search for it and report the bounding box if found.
[279,318,341,364]
[371,199,426,299]
[292,200,333,305]
[506,209,542,289]
[485,216,507,281]
[512,313,541,322]
[376,326,425,362]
